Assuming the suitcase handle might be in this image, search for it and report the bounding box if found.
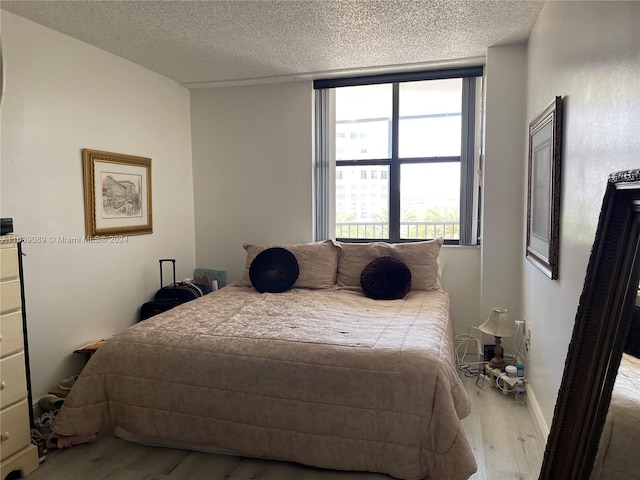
[159,259,177,298]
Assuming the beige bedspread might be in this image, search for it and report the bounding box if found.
[591,353,640,480]
[53,286,476,480]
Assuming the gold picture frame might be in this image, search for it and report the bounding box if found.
[526,96,563,279]
[83,149,152,237]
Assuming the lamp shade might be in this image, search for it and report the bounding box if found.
[479,307,515,338]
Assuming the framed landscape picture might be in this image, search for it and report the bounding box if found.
[83,149,152,237]
[526,96,563,279]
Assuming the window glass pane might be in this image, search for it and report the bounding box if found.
[336,84,392,160]
[336,165,389,239]
[399,79,462,158]
[400,163,460,240]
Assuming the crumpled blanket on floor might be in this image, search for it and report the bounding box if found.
[46,432,97,450]
[53,286,476,480]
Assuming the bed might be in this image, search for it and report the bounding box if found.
[591,297,640,480]
[51,239,477,480]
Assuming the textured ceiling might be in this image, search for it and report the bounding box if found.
[1,0,545,88]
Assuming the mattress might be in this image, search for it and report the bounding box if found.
[52,285,476,480]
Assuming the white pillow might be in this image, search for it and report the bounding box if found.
[335,242,388,287]
[381,239,444,291]
[336,238,444,291]
[238,240,340,289]
[436,256,445,289]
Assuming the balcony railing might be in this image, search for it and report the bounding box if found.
[336,221,459,240]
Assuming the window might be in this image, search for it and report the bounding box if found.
[314,67,482,244]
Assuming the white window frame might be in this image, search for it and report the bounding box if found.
[313,67,483,245]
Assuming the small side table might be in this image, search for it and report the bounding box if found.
[73,339,107,359]
[48,340,107,398]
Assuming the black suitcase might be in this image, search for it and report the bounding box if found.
[139,259,209,321]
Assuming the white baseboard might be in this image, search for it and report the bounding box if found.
[526,383,550,445]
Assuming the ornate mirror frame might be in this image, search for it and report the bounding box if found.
[540,169,640,479]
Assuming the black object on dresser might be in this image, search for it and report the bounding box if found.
[1,218,14,236]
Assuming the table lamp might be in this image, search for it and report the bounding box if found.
[479,307,515,369]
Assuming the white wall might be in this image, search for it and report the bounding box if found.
[524,1,640,433]
[439,246,481,337]
[481,44,528,330]
[190,83,482,337]
[0,11,196,398]
[190,82,315,281]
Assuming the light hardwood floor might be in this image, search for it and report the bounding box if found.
[461,373,544,480]
[19,373,544,480]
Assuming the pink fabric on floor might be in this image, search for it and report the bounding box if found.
[46,432,97,449]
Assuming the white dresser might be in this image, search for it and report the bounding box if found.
[1,236,38,479]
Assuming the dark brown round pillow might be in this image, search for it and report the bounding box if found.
[360,256,412,300]
[249,247,299,293]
